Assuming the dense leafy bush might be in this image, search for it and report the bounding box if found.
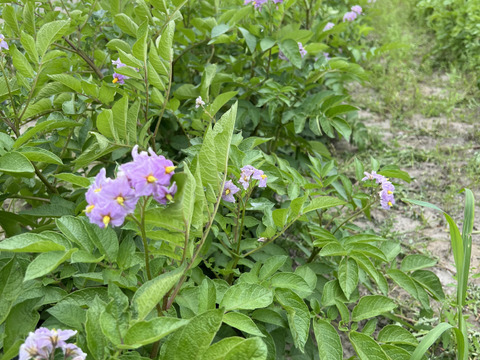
[416,0,480,70]
[0,0,476,359]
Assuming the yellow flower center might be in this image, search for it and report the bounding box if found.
[225,189,231,195]
[166,194,173,202]
[103,215,111,227]
[261,174,267,179]
[147,175,157,183]
[388,201,393,207]
[112,77,118,83]
[165,166,175,174]
[116,196,125,205]
[387,190,393,194]
[94,187,101,193]
[86,204,95,213]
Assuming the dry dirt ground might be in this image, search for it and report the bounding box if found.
[341,74,480,336]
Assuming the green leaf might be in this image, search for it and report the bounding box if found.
[0,258,23,325]
[24,249,77,281]
[114,14,139,37]
[258,255,288,280]
[260,38,275,52]
[331,117,352,140]
[0,233,65,253]
[270,273,313,298]
[220,283,273,311]
[272,208,288,228]
[378,169,411,183]
[325,105,358,117]
[97,109,116,140]
[279,39,302,68]
[224,337,268,360]
[36,20,70,58]
[48,74,82,93]
[132,264,185,321]
[386,269,419,302]
[401,254,437,272]
[123,317,189,348]
[0,151,34,177]
[223,312,264,337]
[112,96,129,142]
[349,331,390,360]
[411,270,445,301]
[13,119,80,149]
[21,31,38,63]
[302,196,345,214]
[338,257,358,299]
[158,21,175,61]
[53,173,91,187]
[377,325,418,346]
[211,24,230,38]
[201,337,245,360]
[410,323,453,360]
[238,27,257,53]
[381,344,411,360]
[159,309,224,360]
[313,319,342,360]
[3,6,20,37]
[275,288,310,353]
[132,21,148,62]
[56,216,94,253]
[11,45,34,78]
[352,295,397,322]
[86,297,107,360]
[19,147,63,165]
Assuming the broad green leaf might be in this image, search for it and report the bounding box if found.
[48,74,82,93]
[3,299,39,352]
[381,344,410,360]
[352,295,397,322]
[3,6,20,37]
[209,91,238,117]
[21,31,38,63]
[53,173,91,187]
[338,257,358,299]
[70,251,105,264]
[351,252,388,295]
[96,109,116,140]
[279,39,302,68]
[349,331,390,360]
[0,258,23,325]
[211,24,230,38]
[331,117,352,140]
[411,270,445,301]
[275,289,310,353]
[260,38,275,52]
[112,96,129,141]
[302,196,345,214]
[13,119,80,149]
[114,14,138,36]
[258,255,288,280]
[56,216,94,253]
[0,233,65,252]
[238,27,257,53]
[19,147,63,165]
[270,273,313,298]
[386,269,419,302]
[220,283,273,311]
[223,312,264,337]
[132,21,148,62]
[272,208,288,228]
[325,105,358,117]
[158,21,175,61]
[132,264,185,321]
[313,319,342,360]
[401,254,437,272]
[36,20,70,58]
[224,337,268,360]
[377,325,418,346]
[159,309,224,360]
[378,169,411,183]
[410,323,453,360]
[24,249,77,281]
[123,318,189,348]
[86,297,107,360]
[11,45,34,78]
[201,337,245,360]
[0,151,34,177]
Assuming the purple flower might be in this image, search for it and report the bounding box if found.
[153,182,178,204]
[112,58,127,68]
[361,171,386,184]
[380,189,395,209]
[112,73,128,85]
[85,168,109,207]
[222,180,240,202]
[239,165,256,190]
[351,5,362,14]
[323,22,335,31]
[244,0,267,9]
[98,175,139,214]
[298,42,307,58]
[195,96,205,108]
[278,51,288,61]
[252,169,267,188]
[62,344,87,360]
[87,202,129,228]
[343,11,357,22]
[19,328,79,360]
[323,52,330,60]
[272,0,283,4]
[119,145,176,200]
[0,34,9,51]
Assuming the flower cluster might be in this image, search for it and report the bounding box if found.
[362,171,396,210]
[195,96,205,108]
[0,34,8,51]
[85,145,177,228]
[19,328,86,360]
[111,58,139,85]
[278,42,307,61]
[221,165,268,203]
[343,5,362,22]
